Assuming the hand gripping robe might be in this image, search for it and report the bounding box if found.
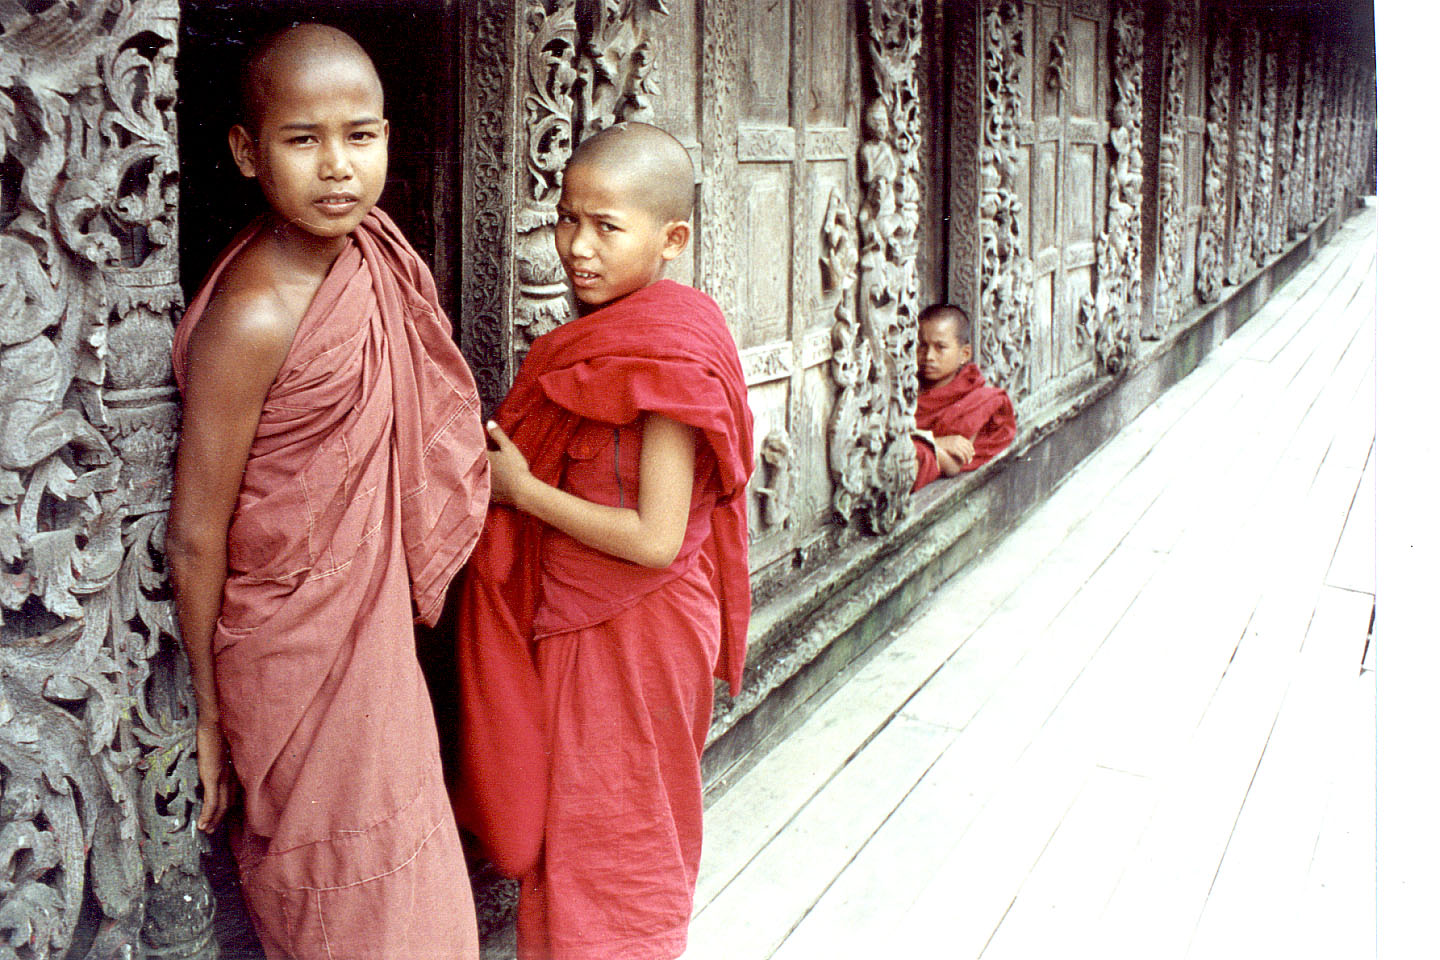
[172,210,489,959]
[452,280,754,960]
[911,362,1018,491]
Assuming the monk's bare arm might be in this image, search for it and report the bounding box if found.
[487,413,696,569]
[935,434,976,474]
[165,292,293,830]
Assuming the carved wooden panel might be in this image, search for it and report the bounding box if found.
[0,1,218,957]
[1227,15,1259,283]
[1006,0,1113,403]
[1196,3,1231,303]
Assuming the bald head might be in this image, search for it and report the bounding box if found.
[239,24,383,134]
[565,122,694,223]
[919,304,972,346]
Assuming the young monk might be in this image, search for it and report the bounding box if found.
[165,25,488,958]
[452,122,754,959]
[912,303,1018,490]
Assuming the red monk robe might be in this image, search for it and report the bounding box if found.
[173,210,489,959]
[453,280,753,960]
[911,362,1018,491]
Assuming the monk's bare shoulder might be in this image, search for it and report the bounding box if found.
[187,241,306,384]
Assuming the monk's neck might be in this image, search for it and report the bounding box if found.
[263,214,350,277]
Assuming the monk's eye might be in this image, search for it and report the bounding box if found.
[598,222,619,233]
[557,212,578,225]
[288,135,316,145]
[350,131,378,143]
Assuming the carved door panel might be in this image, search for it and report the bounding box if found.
[729,0,861,570]
[1016,0,1110,403]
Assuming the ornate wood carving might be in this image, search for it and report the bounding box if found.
[1046,29,1072,95]
[947,2,981,328]
[1227,16,1259,283]
[699,0,742,321]
[753,428,797,534]
[1292,38,1320,229]
[827,0,924,535]
[977,0,1033,398]
[1196,5,1231,303]
[1270,30,1300,254]
[1250,26,1276,266]
[460,1,517,414]
[1079,0,1142,375]
[1151,0,1191,336]
[0,1,218,957]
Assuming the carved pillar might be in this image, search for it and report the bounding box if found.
[460,1,520,413]
[1270,28,1299,255]
[1149,0,1191,336]
[976,0,1033,398]
[1293,35,1321,229]
[1079,0,1143,375]
[947,1,982,325]
[1226,14,1258,283]
[1250,21,1276,267]
[699,0,742,320]
[0,2,217,958]
[830,0,923,535]
[1195,3,1231,303]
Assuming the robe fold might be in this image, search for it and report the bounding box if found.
[911,362,1017,491]
[453,280,753,958]
[173,209,489,959]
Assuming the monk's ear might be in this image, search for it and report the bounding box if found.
[959,344,973,364]
[228,124,259,179]
[659,220,692,262]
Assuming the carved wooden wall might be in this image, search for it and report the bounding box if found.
[0,2,217,958]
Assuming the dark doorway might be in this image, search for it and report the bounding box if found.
[177,0,461,321]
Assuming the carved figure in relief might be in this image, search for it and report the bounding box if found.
[977,0,1033,399]
[911,305,1017,491]
[1197,6,1232,303]
[1151,1,1191,337]
[754,428,797,532]
[1088,0,1144,373]
[453,122,753,960]
[165,27,488,957]
[827,0,925,534]
[1,2,220,956]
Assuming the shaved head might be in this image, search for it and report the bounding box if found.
[239,24,383,133]
[565,122,695,223]
[919,304,972,346]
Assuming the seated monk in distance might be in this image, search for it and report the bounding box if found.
[912,303,1018,491]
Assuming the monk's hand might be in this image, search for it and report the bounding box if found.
[938,434,976,466]
[485,421,532,506]
[195,718,234,833]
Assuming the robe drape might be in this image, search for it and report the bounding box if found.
[453,280,753,957]
[173,209,489,959]
[911,362,1017,490]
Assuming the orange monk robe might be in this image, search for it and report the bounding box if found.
[172,210,489,960]
[911,362,1018,491]
[453,280,753,960]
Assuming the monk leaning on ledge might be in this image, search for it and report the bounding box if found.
[911,304,1018,491]
[164,25,488,958]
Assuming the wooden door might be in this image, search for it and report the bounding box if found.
[1015,0,1110,404]
[726,0,862,572]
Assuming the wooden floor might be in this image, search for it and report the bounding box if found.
[684,208,1377,960]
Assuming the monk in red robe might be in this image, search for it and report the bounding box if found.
[912,304,1018,490]
[452,123,754,960]
[165,27,487,958]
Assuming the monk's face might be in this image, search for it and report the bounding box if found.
[555,161,689,309]
[917,318,972,389]
[229,50,388,243]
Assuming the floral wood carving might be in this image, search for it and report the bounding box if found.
[827,0,923,535]
[947,2,981,327]
[1251,29,1277,267]
[1292,41,1320,229]
[1271,32,1300,253]
[0,1,217,958]
[1078,0,1143,376]
[1196,5,1231,303]
[1227,17,1259,283]
[1150,0,1191,337]
[977,0,1033,399]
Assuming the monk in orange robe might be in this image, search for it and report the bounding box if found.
[452,123,754,960]
[165,26,487,958]
[912,304,1018,490]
